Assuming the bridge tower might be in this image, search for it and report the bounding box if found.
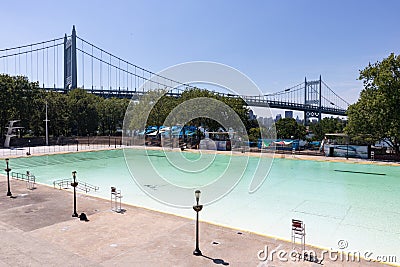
[303,75,322,125]
[64,26,77,90]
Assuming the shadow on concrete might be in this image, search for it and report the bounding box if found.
[114,208,126,214]
[202,255,229,265]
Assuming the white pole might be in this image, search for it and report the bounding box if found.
[44,102,50,146]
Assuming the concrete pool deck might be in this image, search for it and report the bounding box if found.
[0,175,394,266]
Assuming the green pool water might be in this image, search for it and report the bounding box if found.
[4,149,400,261]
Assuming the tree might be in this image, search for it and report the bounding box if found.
[146,88,251,132]
[97,97,129,135]
[345,53,400,153]
[309,117,346,141]
[46,91,70,137]
[275,118,306,139]
[67,89,100,136]
[0,74,44,136]
[147,94,178,127]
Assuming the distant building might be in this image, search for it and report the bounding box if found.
[264,117,274,127]
[257,117,263,127]
[257,117,274,127]
[285,111,293,119]
[248,110,257,120]
[275,114,282,122]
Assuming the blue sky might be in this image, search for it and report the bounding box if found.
[1,0,399,107]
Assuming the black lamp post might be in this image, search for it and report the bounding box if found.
[5,158,12,197]
[28,139,31,155]
[193,190,203,256]
[71,171,79,217]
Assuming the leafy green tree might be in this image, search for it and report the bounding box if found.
[0,74,44,136]
[248,127,263,143]
[275,118,306,139]
[0,75,133,139]
[126,90,167,131]
[46,91,70,137]
[147,94,178,127]
[178,88,250,132]
[97,97,129,135]
[309,117,346,140]
[345,53,400,153]
[178,89,221,130]
[67,88,100,136]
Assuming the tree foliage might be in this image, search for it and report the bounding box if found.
[97,97,129,135]
[0,75,129,139]
[309,117,346,141]
[0,74,43,136]
[46,91,69,136]
[67,89,100,135]
[145,88,251,133]
[275,118,306,139]
[345,53,400,152]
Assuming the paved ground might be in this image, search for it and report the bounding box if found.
[0,175,393,267]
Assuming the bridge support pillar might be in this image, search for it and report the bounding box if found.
[64,25,77,90]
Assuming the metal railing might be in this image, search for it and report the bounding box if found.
[11,171,35,181]
[53,178,99,193]
[11,171,36,190]
[0,137,125,157]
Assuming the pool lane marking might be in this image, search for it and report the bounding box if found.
[334,170,386,176]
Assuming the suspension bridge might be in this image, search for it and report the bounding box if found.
[0,26,349,123]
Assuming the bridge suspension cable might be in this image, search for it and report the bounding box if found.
[0,37,64,52]
[264,82,304,104]
[0,37,64,89]
[75,36,194,94]
[322,81,350,108]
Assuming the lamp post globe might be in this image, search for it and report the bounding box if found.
[195,190,200,204]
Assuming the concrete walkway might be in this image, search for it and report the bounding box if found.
[0,176,393,267]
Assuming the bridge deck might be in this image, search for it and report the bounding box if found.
[44,87,347,116]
